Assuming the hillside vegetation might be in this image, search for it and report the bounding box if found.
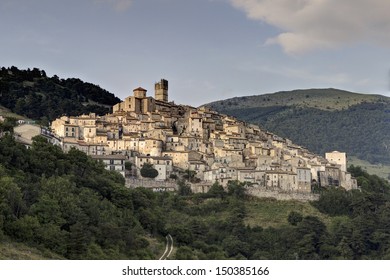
[206,89,390,166]
[1,131,390,259]
[209,88,388,111]
[0,66,121,124]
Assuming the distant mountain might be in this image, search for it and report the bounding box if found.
[206,88,390,165]
[0,66,121,123]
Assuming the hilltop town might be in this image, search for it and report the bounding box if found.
[46,79,356,194]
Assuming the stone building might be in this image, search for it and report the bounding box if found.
[92,154,126,177]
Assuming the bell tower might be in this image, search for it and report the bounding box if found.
[155,79,168,102]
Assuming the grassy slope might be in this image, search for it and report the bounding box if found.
[245,197,332,228]
[0,240,64,260]
[348,156,390,181]
[0,237,165,260]
[0,105,25,120]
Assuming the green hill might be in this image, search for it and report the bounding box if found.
[206,89,390,168]
[0,66,121,123]
[208,88,388,111]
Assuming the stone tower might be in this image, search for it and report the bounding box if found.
[133,87,147,99]
[155,79,168,102]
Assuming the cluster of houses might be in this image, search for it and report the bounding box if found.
[4,79,358,193]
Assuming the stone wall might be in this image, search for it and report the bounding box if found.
[125,178,177,190]
[246,187,319,202]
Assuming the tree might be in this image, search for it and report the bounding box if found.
[175,246,196,260]
[227,180,247,199]
[312,188,352,216]
[288,211,303,226]
[207,182,226,199]
[177,180,192,196]
[125,161,132,171]
[140,163,158,179]
[0,117,17,133]
[183,169,199,183]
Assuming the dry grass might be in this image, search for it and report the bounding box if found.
[0,241,63,260]
[0,105,24,120]
[245,197,332,228]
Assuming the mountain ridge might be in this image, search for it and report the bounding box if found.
[207,88,390,111]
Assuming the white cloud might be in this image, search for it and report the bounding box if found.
[95,0,133,12]
[229,0,390,54]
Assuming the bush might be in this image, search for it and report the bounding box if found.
[140,163,158,179]
[288,211,303,226]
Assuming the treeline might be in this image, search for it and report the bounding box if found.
[218,103,390,165]
[0,66,121,123]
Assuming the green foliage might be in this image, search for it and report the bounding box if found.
[3,129,390,259]
[124,161,132,171]
[0,117,17,133]
[227,180,247,199]
[311,188,352,216]
[140,163,158,179]
[207,182,226,199]
[183,170,200,183]
[287,211,303,226]
[177,180,192,196]
[0,136,163,259]
[0,66,121,122]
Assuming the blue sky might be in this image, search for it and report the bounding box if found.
[1,0,390,106]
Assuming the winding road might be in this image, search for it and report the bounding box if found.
[159,234,173,260]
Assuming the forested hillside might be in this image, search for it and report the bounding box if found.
[206,89,390,166]
[0,66,121,123]
[1,132,390,259]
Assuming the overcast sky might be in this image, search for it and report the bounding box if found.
[1,0,390,106]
